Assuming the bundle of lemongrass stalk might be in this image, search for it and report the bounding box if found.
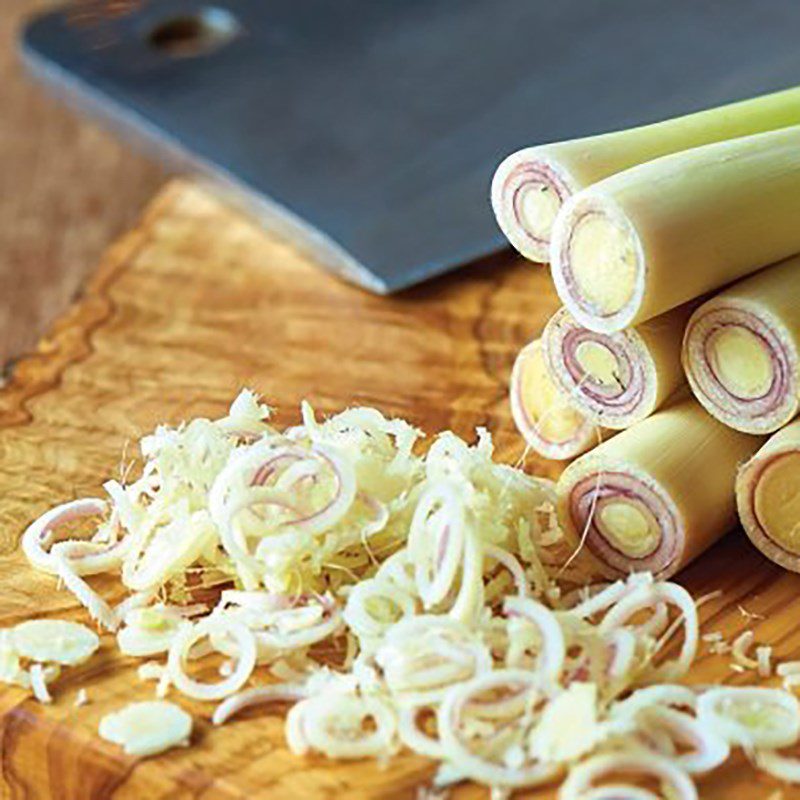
[495,86,800,577]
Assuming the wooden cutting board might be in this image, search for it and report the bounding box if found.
[0,180,797,799]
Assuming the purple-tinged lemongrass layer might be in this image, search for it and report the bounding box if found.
[683,279,800,435]
[494,89,800,273]
[491,151,575,263]
[542,306,689,430]
[550,195,646,334]
[736,420,800,573]
[556,398,765,580]
[553,129,800,335]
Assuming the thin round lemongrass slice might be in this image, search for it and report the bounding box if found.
[683,256,800,434]
[510,340,598,461]
[398,707,446,760]
[551,128,800,334]
[167,618,256,701]
[697,687,800,749]
[212,684,307,726]
[502,596,565,683]
[753,748,800,783]
[737,419,800,571]
[542,305,692,429]
[408,483,465,608]
[438,670,559,788]
[637,706,730,774]
[559,751,697,800]
[599,581,698,682]
[12,619,99,666]
[610,685,698,721]
[557,398,764,579]
[287,694,397,759]
[375,616,491,707]
[22,498,115,576]
[342,578,416,642]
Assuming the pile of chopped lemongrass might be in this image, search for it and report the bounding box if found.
[15,391,800,796]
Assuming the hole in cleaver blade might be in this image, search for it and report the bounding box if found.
[17,0,800,293]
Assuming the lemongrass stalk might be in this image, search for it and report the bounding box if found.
[557,397,764,580]
[737,420,800,572]
[509,339,599,461]
[683,255,800,434]
[492,85,800,263]
[542,303,694,429]
[550,126,800,333]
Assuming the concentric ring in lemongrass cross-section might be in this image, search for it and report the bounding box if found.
[737,420,800,572]
[550,191,646,333]
[683,256,800,435]
[551,127,800,334]
[491,149,575,264]
[542,305,691,430]
[509,339,598,461]
[556,398,764,580]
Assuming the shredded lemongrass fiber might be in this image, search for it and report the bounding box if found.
[15,390,800,795]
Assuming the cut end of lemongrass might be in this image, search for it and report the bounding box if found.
[542,308,660,429]
[558,460,681,579]
[551,193,644,333]
[509,339,597,461]
[491,149,574,263]
[737,421,800,571]
[557,398,762,580]
[684,301,799,436]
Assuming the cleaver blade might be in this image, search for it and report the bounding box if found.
[19,0,800,293]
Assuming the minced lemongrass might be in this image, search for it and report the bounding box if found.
[17,390,800,796]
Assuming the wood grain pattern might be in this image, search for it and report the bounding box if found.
[0,0,163,365]
[0,181,798,799]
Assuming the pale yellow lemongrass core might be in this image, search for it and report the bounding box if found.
[569,214,638,315]
[519,183,562,242]
[574,340,620,387]
[708,326,773,399]
[754,453,800,555]
[597,499,659,558]
[519,348,585,443]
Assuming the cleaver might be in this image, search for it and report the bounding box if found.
[20,0,800,293]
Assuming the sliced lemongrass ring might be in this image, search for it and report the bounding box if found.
[753,748,800,783]
[438,669,559,788]
[288,694,397,759]
[212,684,307,726]
[697,687,800,749]
[167,618,256,701]
[397,706,446,760]
[599,581,698,682]
[638,706,730,774]
[559,751,698,800]
[502,596,565,683]
[22,498,111,575]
